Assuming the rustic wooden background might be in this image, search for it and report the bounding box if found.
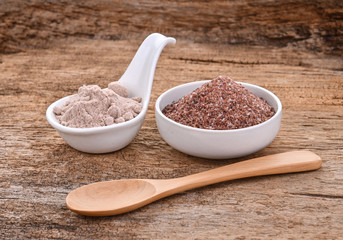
[1,1,342,239]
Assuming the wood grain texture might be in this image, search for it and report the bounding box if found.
[1,1,343,239]
[0,0,342,55]
[1,36,342,240]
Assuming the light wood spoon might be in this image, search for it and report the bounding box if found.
[66,150,322,216]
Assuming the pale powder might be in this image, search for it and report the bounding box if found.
[53,81,142,128]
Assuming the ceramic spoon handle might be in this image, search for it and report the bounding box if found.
[169,151,322,193]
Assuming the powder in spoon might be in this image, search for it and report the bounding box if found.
[53,81,142,128]
[162,76,275,130]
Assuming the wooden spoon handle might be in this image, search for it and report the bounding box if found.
[168,151,322,193]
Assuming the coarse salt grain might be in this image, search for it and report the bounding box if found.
[162,76,275,130]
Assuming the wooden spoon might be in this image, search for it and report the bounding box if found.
[66,150,322,216]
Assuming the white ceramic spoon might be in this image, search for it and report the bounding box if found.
[66,150,322,216]
[46,33,176,153]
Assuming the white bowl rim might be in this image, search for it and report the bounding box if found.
[155,80,282,134]
[46,94,147,135]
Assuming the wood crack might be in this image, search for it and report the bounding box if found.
[171,57,273,65]
[290,193,343,199]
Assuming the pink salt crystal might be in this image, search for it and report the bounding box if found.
[78,85,101,98]
[122,112,133,121]
[80,96,90,101]
[104,116,114,126]
[133,104,142,114]
[131,96,142,103]
[103,88,119,100]
[53,106,62,115]
[115,117,125,124]
[84,112,92,123]
[108,82,129,98]
[107,105,120,118]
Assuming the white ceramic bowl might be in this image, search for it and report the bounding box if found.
[155,80,282,159]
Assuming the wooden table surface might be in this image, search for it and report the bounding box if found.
[1,1,342,239]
